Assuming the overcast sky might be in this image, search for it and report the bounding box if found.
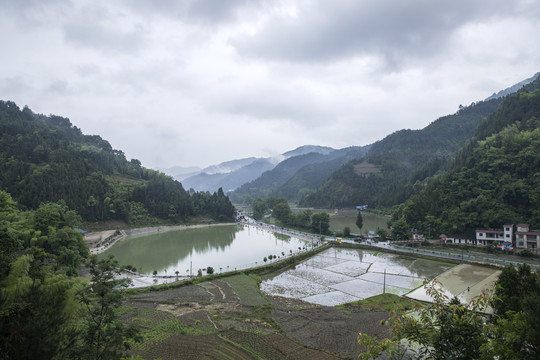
[1,0,538,169]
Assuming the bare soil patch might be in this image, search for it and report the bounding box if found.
[353,162,380,177]
[123,275,391,359]
[269,296,390,358]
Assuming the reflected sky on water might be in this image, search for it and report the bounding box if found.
[261,247,455,306]
[99,224,309,275]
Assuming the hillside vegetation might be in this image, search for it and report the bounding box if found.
[393,83,540,237]
[301,96,504,208]
[0,101,234,225]
[231,145,369,203]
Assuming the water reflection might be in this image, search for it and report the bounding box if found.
[261,248,455,306]
[98,224,308,275]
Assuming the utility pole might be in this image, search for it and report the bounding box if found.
[383,269,386,294]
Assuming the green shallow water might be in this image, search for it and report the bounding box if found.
[98,224,309,275]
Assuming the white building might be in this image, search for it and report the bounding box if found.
[515,224,540,249]
[475,224,513,247]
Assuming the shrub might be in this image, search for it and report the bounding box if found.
[519,249,535,258]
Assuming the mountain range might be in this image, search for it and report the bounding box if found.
[162,72,539,211]
[167,145,339,193]
[2,71,538,234]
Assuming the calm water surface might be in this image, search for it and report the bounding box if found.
[98,224,309,275]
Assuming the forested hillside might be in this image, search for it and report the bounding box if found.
[393,81,540,237]
[0,190,143,358]
[231,145,369,203]
[0,101,234,225]
[301,95,505,208]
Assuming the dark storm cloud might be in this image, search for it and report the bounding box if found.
[231,0,522,65]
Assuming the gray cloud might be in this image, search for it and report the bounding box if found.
[45,80,72,95]
[0,0,538,169]
[62,4,147,53]
[211,81,333,126]
[231,0,525,66]
[0,76,33,97]
[0,0,72,26]
[124,0,269,25]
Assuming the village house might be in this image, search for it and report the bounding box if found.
[439,234,478,246]
[441,224,540,252]
[475,224,513,247]
[515,224,540,250]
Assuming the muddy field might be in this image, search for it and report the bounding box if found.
[123,274,392,359]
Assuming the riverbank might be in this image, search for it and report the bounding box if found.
[87,222,236,255]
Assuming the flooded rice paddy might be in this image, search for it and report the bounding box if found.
[261,247,455,306]
[100,225,500,306]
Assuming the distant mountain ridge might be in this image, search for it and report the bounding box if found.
[485,72,539,101]
[164,72,539,208]
[202,157,260,175]
[230,145,370,203]
[301,72,539,209]
[159,165,201,181]
[177,145,338,193]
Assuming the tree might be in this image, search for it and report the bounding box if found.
[206,266,214,274]
[356,211,363,231]
[272,201,292,224]
[252,198,268,220]
[311,212,330,234]
[360,279,490,360]
[492,263,538,316]
[343,226,351,238]
[46,227,89,272]
[376,227,387,242]
[33,201,81,236]
[391,218,409,241]
[487,264,540,359]
[295,209,313,228]
[0,251,81,359]
[73,255,140,359]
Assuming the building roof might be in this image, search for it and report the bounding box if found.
[516,231,540,235]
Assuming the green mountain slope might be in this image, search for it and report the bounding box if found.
[230,145,369,203]
[302,74,540,210]
[393,80,540,237]
[0,101,234,225]
[302,98,503,208]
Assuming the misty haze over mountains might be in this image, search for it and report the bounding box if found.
[167,145,339,192]
[161,72,540,198]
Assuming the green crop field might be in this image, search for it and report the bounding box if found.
[223,274,268,306]
[329,209,390,235]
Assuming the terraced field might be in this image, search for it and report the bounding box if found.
[122,273,393,359]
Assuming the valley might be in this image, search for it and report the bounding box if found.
[2,71,540,359]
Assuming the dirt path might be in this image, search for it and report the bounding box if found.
[123,275,386,359]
